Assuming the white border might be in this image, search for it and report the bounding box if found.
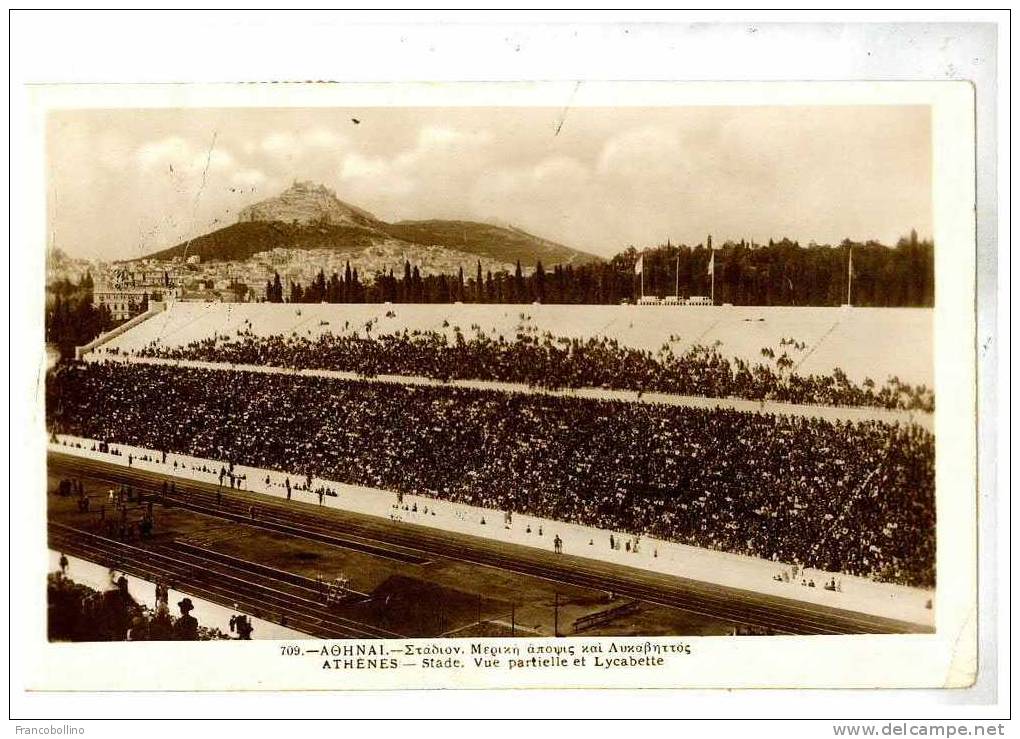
[6,13,1005,725]
[15,78,976,690]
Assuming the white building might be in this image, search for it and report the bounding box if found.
[93,267,181,321]
[686,296,713,306]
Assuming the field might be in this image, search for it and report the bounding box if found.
[103,301,933,386]
[47,465,740,638]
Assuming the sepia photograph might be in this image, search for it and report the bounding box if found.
[5,64,989,720]
[6,11,1007,733]
[41,99,942,646]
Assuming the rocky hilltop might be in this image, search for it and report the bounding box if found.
[237,180,379,228]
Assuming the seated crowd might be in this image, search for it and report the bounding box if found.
[47,361,936,588]
[132,326,935,412]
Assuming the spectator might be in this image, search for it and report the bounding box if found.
[174,598,199,640]
[133,325,934,412]
[47,361,935,588]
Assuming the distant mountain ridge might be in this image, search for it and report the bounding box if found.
[141,181,599,268]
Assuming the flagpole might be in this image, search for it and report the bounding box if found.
[846,245,852,306]
[675,255,679,299]
[641,264,644,299]
[710,253,715,305]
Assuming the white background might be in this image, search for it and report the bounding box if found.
[5,9,1009,730]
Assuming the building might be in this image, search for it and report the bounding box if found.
[93,267,181,321]
[247,282,268,302]
[92,285,152,321]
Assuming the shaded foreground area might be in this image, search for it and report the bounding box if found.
[48,571,229,642]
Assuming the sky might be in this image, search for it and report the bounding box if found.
[47,105,931,261]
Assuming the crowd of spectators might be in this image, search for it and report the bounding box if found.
[47,570,225,641]
[47,361,936,587]
[134,326,935,412]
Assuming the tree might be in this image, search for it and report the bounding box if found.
[267,272,284,302]
[513,260,525,303]
[401,260,412,303]
[411,266,423,303]
[327,272,342,302]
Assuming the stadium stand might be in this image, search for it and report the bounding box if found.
[47,361,935,588]
[94,302,933,389]
[128,324,933,411]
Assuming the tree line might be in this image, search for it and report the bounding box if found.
[46,272,113,358]
[266,230,934,307]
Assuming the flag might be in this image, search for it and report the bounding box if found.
[634,255,644,275]
[707,252,715,276]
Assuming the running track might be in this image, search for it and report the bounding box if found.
[49,452,932,637]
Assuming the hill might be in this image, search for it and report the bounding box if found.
[380,220,596,267]
[236,181,379,228]
[141,181,599,268]
[143,221,383,264]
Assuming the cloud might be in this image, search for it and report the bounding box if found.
[135,136,235,174]
[469,155,596,244]
[304,127,346,149]
[337,125,495,215]
[230,168,268,188]
[341,152,389,179]
[260,132,300,159]
[135,136,192,169]
[260,129,347,161]
[597,126,690,182]
[473,155,589,204]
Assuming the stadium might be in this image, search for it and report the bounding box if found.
[46,298,935,640]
